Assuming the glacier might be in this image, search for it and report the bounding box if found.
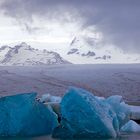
[52,87,130,138]
[0,93,58,136]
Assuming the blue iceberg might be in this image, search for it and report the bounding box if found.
[106,95,130,129]
[53,87,122,138]
[0,93,58,136]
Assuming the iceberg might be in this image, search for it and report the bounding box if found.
[40,94,51,103]
[121,120,140,133]
[106,95,130,129]
[53,87,121,138]
[0,93,58,136]
[129,105,140,121]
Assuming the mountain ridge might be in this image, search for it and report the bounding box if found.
[65,35,140,64]
[0,42,70,66]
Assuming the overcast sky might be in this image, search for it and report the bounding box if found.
[0,0,140,53]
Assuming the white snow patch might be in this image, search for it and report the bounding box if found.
[40,94,62,103]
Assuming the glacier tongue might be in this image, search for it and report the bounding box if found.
[53,87,130,138]
[0,93,58,136]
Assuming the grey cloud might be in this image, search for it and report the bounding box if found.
[0,0,140,53]
[23,23,43,33]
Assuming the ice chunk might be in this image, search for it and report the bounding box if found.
[50,96,62,103]
[53,87,119,138]
[0,93,58,136]
[40,94,51,102]
[121,120,140,133]
[106,95,130,128]
[47,102,60,116]
[40,94,61,103]
[95,96,105,101]
[129,105,140,121]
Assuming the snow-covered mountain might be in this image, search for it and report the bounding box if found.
[0,31,140,65]
[65,34,140,64]
[0,42,70,66]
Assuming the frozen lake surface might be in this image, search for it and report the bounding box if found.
[0,64,140,101]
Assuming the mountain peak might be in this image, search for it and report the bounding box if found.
[70,37,77,46]
[20,42,29,47]
[66,35,140,64]
[15,42,30,50]
[0,43,70,65]
[0,45,11,51]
